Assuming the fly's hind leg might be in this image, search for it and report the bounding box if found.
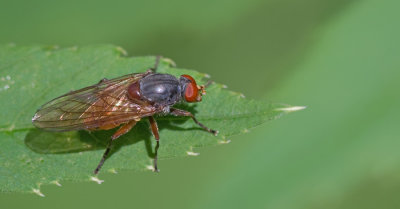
[148,116,160,172]
[94,120,138,174]
[170,108,218,136]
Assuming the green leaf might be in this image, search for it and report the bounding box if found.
[0,44,302,194]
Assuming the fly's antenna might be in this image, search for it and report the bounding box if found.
[198,80,215,96]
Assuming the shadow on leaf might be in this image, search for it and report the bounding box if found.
[25,122,154,158]
[24,103,200,159]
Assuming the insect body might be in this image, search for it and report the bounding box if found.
[32,60,217,174]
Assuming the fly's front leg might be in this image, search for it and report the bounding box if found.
[94,120,138,174]
[170,108,218,136]
[148,116,160,172]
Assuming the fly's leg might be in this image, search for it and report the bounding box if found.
[147,56,162,73]
[94,120,138,174]
[153,55,161,71]
[170,108,218,136]
[148,116,160,172]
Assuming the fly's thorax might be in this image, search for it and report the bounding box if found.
[138,73,182,106]
[179,76,191,99]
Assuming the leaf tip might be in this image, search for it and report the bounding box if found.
[108,168,118,174]
[51,180,62,187]
[146,165,155,171]
[229,90,245,98]
[187,151,200,156]
[218,139,231,144]
[161,57,176,67]
[32,188,45,197]
[90,176,104,184]
[275,106,307,113]
[115,46,128,56]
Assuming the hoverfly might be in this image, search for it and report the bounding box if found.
[32,57,218,174]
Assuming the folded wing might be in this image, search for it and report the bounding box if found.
[32,73,156,131]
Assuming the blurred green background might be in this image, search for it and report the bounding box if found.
[1,0,399,208]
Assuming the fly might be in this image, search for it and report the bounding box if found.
[32,57,218,174]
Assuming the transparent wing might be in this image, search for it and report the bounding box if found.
[32,72,157,131]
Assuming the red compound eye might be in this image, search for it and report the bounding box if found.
[181,75,200,103]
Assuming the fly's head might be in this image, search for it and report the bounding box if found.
[180,75,206,103]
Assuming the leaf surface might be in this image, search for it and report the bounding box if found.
[0,45,301,193]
